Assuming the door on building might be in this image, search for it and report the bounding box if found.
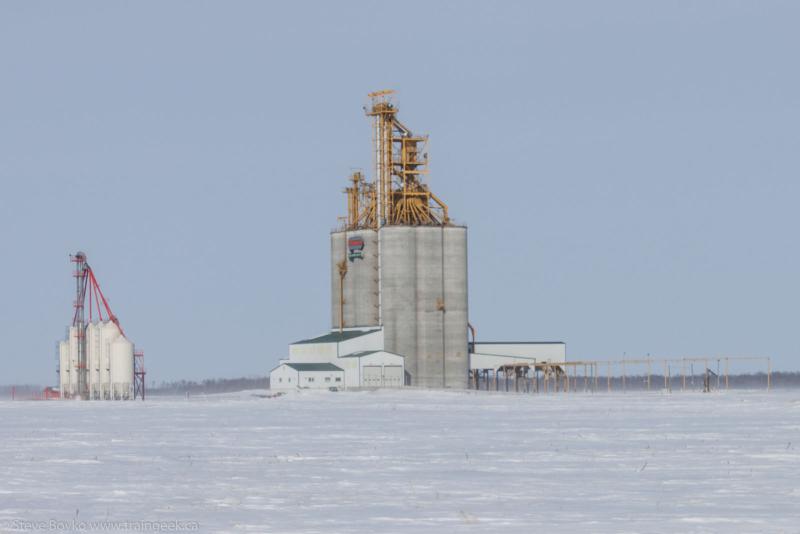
[383,366,403,388]
[362,365,382,387]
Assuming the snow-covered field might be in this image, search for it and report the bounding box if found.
[1,389,798,533]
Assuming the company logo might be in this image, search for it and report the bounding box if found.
[348,236,365,261]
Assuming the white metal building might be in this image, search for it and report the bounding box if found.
[270,363,345,391]
[270,328,405,390]
[339,350,404,387]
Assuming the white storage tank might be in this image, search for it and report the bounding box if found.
[58,340,70,396]
[110,336,134,399]
[86,322,101,398]
[56,320,135,400]
[67,326,79,397]
[101,321,122,398]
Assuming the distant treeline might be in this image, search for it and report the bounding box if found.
[148,376,269,396]
[567,372,800,391]
[3,372,800,399]
[0,377,270,400]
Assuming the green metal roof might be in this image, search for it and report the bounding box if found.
[284,363,343,372]
[292,329,380,345]
[340,350,404,359]
[339,350,379,358]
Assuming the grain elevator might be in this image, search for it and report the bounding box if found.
[271,90,565,391]
[272,91,468,389]
[55,252,145,400]
[331,91,468,388]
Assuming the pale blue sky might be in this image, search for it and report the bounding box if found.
[1,1,798,383]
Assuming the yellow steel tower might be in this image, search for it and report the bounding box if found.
[343,90,449,229]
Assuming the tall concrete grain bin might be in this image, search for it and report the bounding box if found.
[378,225,417,381]
[331,229,379,328]
[380,225,468,388]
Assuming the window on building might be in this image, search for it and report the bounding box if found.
[279,378,282,383]
[308,377,314,382]
[335,377,342,382]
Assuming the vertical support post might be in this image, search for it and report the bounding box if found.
[681,359,686,391]
[622,360,627,393]
[767,357,771,391]
[607,361,611,393]
[668,364,672,393]
[725,358,729,390]
[647,359,651,391]
[583,364,587,392]
[573,364,578,393]
[663,360,668,390]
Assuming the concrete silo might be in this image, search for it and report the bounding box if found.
[379,225,468,388]
[330,228,379,329]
